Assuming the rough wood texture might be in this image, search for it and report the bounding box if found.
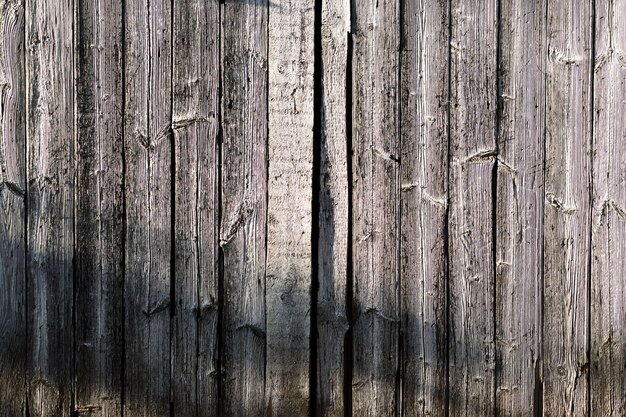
[123,0,172,415]
[399,1,449,415]
[543,1,592,415]
[25,0,75,415]
[74,0,124,415]
[448,1,497,415]
[495,1,545,416]
[172,1,220,416]
[591,0,626,415]
[266,0,314,414]
[316,0,349,415]
[351,1,400,415]
[0,1,25,415]
[220,0,268,414]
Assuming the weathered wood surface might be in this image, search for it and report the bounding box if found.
[220,0,268,415]
[543,1,593,415]
[266,0,314,414]
[591,0,626,415]
[448,0,498,415]
[0,1,25,416]
[172,0,220,416]
[123,0,172,415]
[74,0,124,415]
[351,1,400,415]
[495,1,545,416]
[399,1,449,415]
[316,0,349,415]
[25,0,75,415]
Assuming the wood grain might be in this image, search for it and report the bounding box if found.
[543,1,593,415]
[171,1,220,416]
[591,0,626,415]
[351,1,400,415]
[220,0,268,414]
[0,1,25,415]
[316,0,350,414]
[266,0,314,414]
[495,1,545,416]
[25,0,75,415]
[399,1,449,415]
[448,0,498,415]
[74,0,124,415]
[123,0,172,414]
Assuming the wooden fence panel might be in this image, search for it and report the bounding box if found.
[591,0,626,415]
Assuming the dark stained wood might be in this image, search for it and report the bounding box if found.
[495,0,545,415]
[399,0,449,415]
[351,1,400,415]
[74,0,124,415]
[123,0,172,415]
[316,0,350,414]
[543,1,593,415]
[266,0,315,414]
[448,0,498,415]
[220,0,268,414]
[0,1,25,415]
[591,0,626,415]
[25,0,74,415]
[171,0,220,415]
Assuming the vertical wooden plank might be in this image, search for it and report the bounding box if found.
[123,0,172,414]
[448,0,497,415]
[316,0,349,414]
[266,0,314,414]
[74,0,124,415]
[399,0,449,415]
[543,1,592,415]
[591,0,626,415]
[351,0,400,415]
[172,0,220,415]
[220,0,268,414]
[0,0,25,415]
[25,0,74,415]
[495,0,546,415]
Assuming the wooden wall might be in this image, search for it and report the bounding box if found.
[0,0,624,416]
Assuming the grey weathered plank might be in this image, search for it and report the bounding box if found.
[316,0,350,414]
[543,1,593,415]
[0,1,25,415]
[266,0,314,414]
[25,0,74,415]
[73,0,124,415]
[590,0,626,415]
[495,0,545,415]
[399,0,449,415]
[351,0,400,415]
[172,0,220,415]
[448,0,497,415]
[123,0,172,415]
[220,0,268,414]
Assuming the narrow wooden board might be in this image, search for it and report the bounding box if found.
[351,1,400,415]
[123,0,172,415]
[172,0,220,415]
[220,1,268,414]
[25,0,74,415]
[448,0,498,415]
[73,0,124,415]
[266,0,314,414]
[495,1,545,415]
[0,1,25,415]
[591,0,626,415]
[399,0,449,415]
[543,1,593,415]
[316,0,350,414]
